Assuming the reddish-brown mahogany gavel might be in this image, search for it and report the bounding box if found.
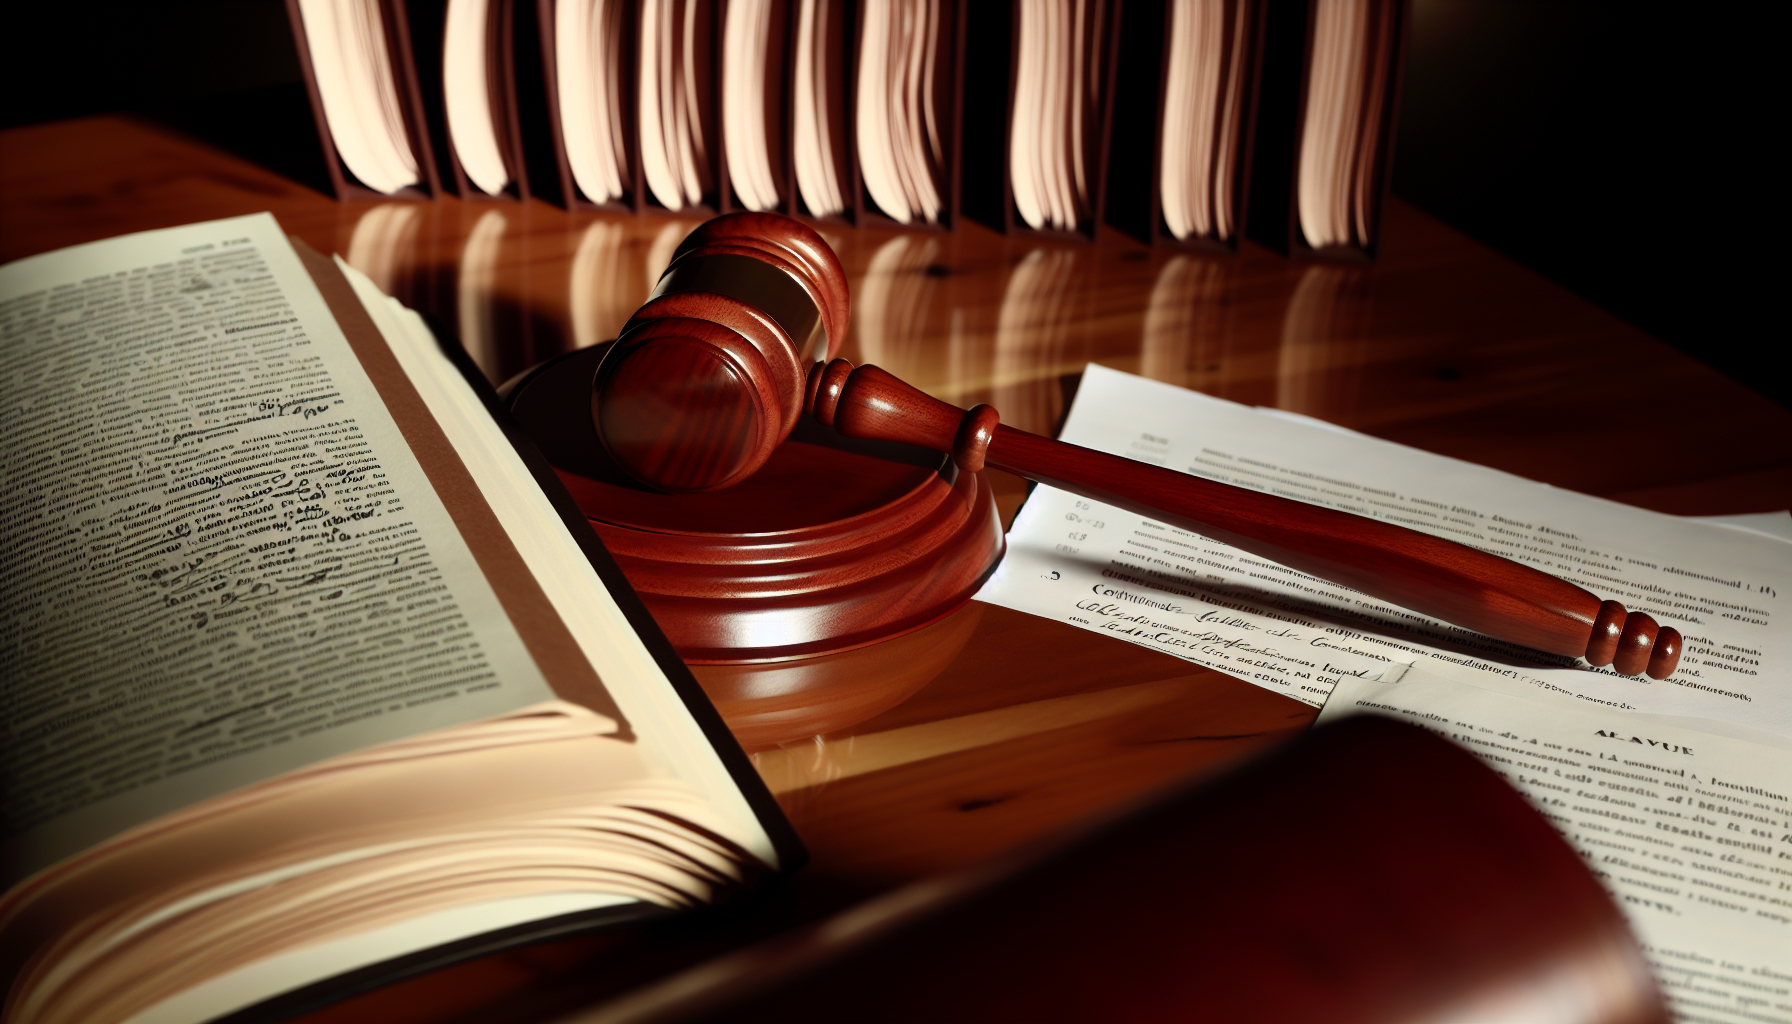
[592,213,1682,679]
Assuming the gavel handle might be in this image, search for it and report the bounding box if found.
[806,360,1682,679]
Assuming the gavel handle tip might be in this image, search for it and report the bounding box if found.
[1588,603,1681,678]
[1646,626,1682,680]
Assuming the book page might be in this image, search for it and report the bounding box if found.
[977,365,1790,736]
[1317,666,1792,1023]
[335,258,777,867]
[0,215,557,885]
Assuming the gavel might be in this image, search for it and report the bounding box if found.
[590,213,1682,679]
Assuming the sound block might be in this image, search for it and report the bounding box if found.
[504,345,1006,667]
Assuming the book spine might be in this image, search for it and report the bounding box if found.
[956,0,1010,235]
[973,0,1122,243]
[1067,0,1121,242]
[638,0,721,214]
[716,0,797,216]
[287,0,440,201]
[401,0,461,198]
[1358,0,1409,261]
[1103,0,1162,245]
[1161,0,1265,253]
[389,0,448,198]
[782,0,858,226]
[1250,0,1407,261]
[1245,0,1308,255]
[399,0,532,203]
[850,0,963,231]
[536,0,649,212]
[463,0,517,201]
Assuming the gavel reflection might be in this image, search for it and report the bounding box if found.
[589,213,1681,680]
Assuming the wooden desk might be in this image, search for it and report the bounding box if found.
[4,116,1788,1023]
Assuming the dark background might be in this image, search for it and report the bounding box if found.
[2,0,1782,406]
[1392,1,1783,408]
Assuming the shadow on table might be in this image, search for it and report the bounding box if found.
[140,83,336,199]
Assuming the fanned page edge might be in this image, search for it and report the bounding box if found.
[3,220,798,1024]
[112,242,805,1024]
[297,243,800,874]
[0,215,796,1024]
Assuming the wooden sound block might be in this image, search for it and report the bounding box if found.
[695,606,986,750]
[506,345,1006,668]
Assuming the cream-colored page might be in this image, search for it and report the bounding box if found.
[338,260,776,867]
[0,215,556,886]
[1317,666,1792,1023]
[976,365,1790,736]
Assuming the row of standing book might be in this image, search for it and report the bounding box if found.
[287,0,1406,259]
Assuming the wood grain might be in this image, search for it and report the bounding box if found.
[595,316,785,492]
[2,116,1784,1024]
[595,214,845,491]
[667,212,852,359]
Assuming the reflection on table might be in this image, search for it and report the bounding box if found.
[332,199,1446,458]
[7,115,1788,1024]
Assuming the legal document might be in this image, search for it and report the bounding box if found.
[1319,666,1791,1022]
[976,365,1791,737]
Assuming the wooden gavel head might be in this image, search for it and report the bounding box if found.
[593,213,850,492]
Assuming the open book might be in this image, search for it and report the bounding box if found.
[0,214,800,1024]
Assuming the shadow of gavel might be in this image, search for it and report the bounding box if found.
[589,213,1681,679]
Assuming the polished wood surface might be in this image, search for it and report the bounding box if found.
[3,116,1789,1024]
